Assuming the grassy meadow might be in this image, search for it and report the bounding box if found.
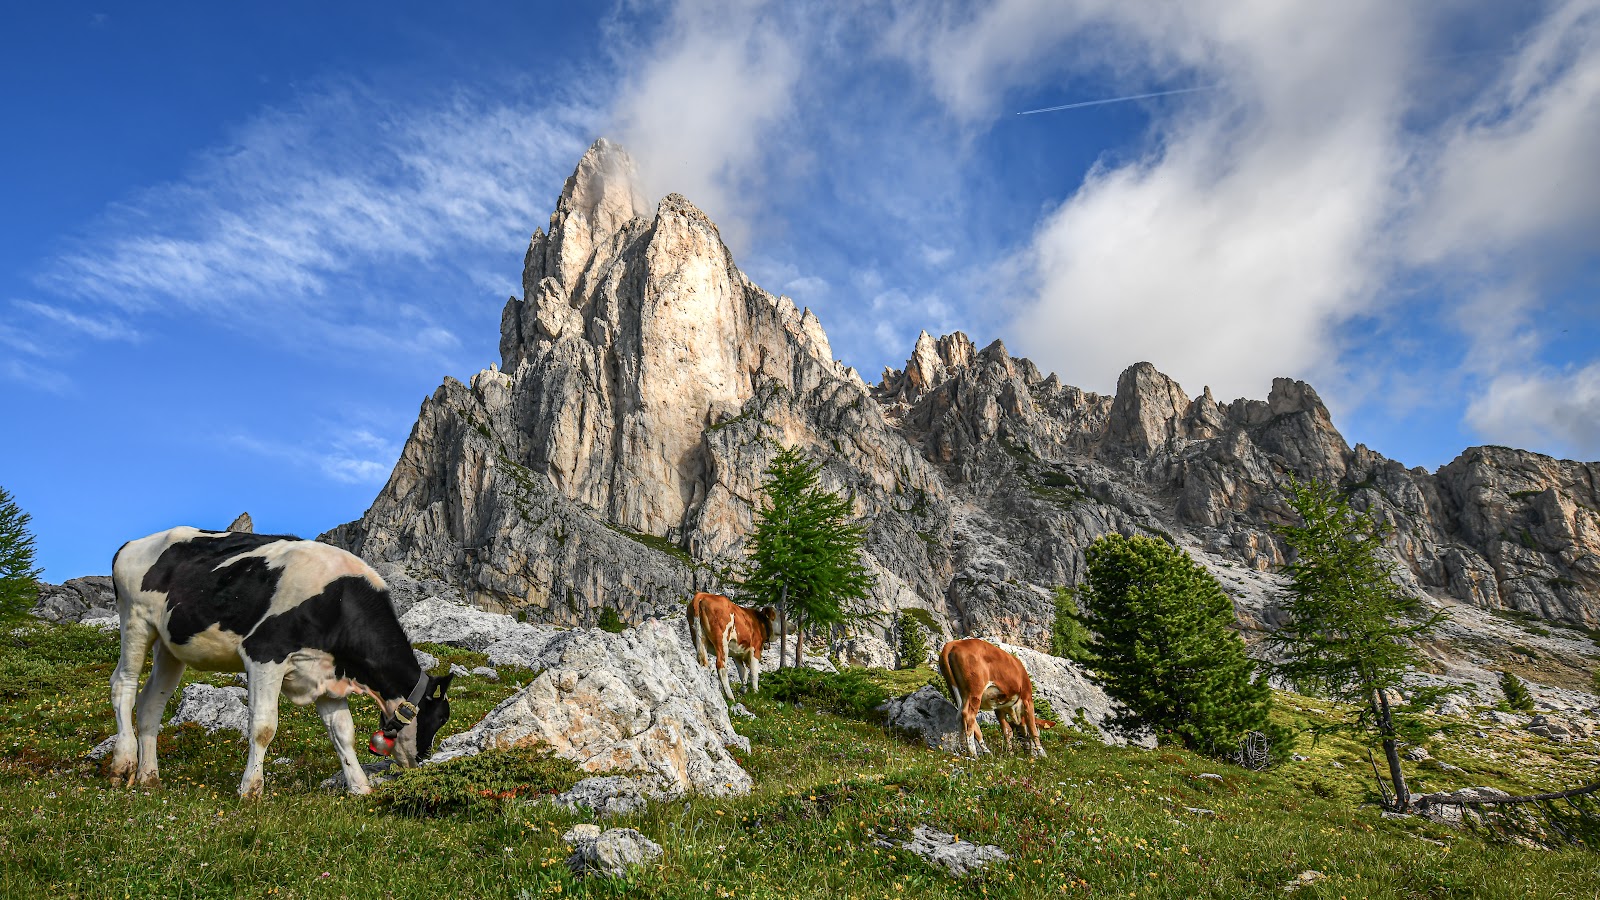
[2,621,1597,899]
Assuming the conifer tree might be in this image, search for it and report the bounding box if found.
[895,612,930,670]
[1269,477,1451,810]
[1050,586,1093,663]
[741,446,875,667]
[1078,532,1279,757]
[1499,671,1534,712]
[0,486,43,624]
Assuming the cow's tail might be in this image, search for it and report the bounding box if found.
[938,642,961,711]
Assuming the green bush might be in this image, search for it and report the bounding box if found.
[1499,671,1535,712]
[597,606,626,633]
[894,612,929,669]
[759,667,890,722]
[1050,585,1093,663]
[373,746,582,818]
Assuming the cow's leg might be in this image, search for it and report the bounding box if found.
[132,643,186,786]
[316,695,370,795]
[748,650,760,694]
[109,621,156,784]
[715,621,735,701]
[961,693,987,757]
[997,705,1016,754]
[238,662,286,799]
[1023,696,1046,758]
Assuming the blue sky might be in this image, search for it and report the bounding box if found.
[4,1,1598,581]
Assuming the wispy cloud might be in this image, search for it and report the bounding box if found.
[228,426,401,486]
[30,81,599,365]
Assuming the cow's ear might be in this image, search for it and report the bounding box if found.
[432,673,455,697]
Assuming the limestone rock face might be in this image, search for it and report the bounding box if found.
[322,137,1598,711]
[432,617,751,798]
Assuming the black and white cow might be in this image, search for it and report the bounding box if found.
[109,527,452,797]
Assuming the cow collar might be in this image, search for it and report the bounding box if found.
[389,671,431,730]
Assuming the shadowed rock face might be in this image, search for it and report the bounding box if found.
[322,137,1600,658]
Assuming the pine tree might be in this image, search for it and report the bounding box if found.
[597,606,626,634]
[895,612,930,670]
[1499,671,1534,712]
[1050,585,1093,663]
[1269,476,1451,810]
[741,446,876,667]
[1078,532,1279,757]
[0,486,43,623]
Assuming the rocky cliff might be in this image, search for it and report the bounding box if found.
[324,139,1600,678]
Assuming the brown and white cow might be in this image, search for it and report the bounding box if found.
[938,638,1045,758]
[109,527,452,797]
[687,592,776,701]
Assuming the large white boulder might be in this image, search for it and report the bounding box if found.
[400,595,559,655]
[433,617,751,798]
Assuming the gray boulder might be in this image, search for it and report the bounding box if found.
[413,649,440,672]
[31,576,116,624]
[879,686,968,755]
[549,775,653,817]
[320,759,394,792]
[432,617,750,798]
[168,683,248,735]
[562,824,663,878]
[226,512,253,533]
[471,666,500,682]
[876,826,1009,877]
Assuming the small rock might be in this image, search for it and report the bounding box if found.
[449,663,471,678]
[1198,773,1223,781]
[1404,746,1431,762]
[272,757,292,766]
[320,759,394,792]
[1291,754,1310,762]
[168,683,249,735]
[470,666,499,682]
[883,826,1009,877]
[1183,807,1216,816]
[563,826,663,878]
[1327,761,1345,769]
[1284,870,1326,892]
[550,776,656,818]
[86,736,116,760]
[414,649,440,672]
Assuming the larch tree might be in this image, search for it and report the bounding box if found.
[1269,476,1451,810]
[740,445,876,667]
[0,486,42,624]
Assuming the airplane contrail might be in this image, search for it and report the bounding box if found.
[1017,85,1215,116]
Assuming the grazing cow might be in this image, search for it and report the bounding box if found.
[938,638,1045,758]
[687,592,776,701]
[108,527,453,797]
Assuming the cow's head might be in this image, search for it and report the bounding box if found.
[376,673,454,766]
[755,605,778,642]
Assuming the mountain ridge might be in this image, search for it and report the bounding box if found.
[323,138,1600,671]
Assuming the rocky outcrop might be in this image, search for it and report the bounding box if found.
[226,512,253,533]
[875,826,1009,877]
[31,576,115,624]
[431,617,751,798]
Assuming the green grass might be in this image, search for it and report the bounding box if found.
[2,623,1599,899]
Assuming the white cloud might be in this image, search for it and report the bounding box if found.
[1466,362,1600,457]
[608,0,805,247]
[229,426,401,486]
[1408,0,1600,266]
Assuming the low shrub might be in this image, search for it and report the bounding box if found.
[374,746,582,818]
[759,667,891,722]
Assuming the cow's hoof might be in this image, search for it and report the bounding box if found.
[136,771,161,788]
